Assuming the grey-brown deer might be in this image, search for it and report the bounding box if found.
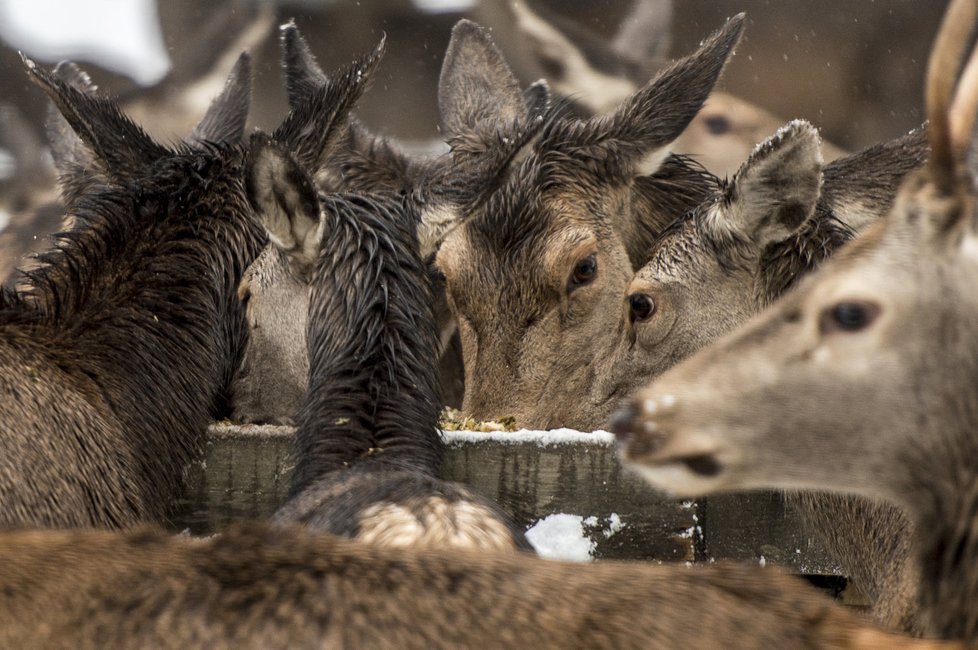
[597,120,927,634]
[435,15,744,425]
[612,0,978,641]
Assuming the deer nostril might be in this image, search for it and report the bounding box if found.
[628,293,656,323]
[609,403,638,443]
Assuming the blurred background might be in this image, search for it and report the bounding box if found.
[0,0,950,151]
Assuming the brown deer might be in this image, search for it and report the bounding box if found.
[612,0,978,640]
[497,0,847,177]
[0,43,378,529]
[0,522,959,649]
[434,15,747,426]
[591,123,925,622]
[243,134,526,549]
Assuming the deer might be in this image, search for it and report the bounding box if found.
[0,521,959,649]
[491,0,847,177]
[431,15,752,428]
[611,0,978,641]
[598,120,927,633]
[0,41,379,529]
[230,21,552,423]
[243,133,526,549]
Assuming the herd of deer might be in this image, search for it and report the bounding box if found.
[0,0,975,646]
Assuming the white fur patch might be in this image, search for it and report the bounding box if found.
[961,232,978,260]
[419,204,461,258]
[357,498,515,551]
[634,145,674,177]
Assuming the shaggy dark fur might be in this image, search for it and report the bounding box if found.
[0,46,374,528]
[271,192,528,549]
[0,66,260,528]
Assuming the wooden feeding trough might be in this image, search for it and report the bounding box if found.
[176,424,843,578]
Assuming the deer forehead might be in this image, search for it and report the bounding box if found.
[643,220,712,282]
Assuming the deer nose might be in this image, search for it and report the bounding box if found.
[609,403,638,444]
[628,292,656,323]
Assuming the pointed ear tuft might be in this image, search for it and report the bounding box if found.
[281,21,328,108]
[569,13,745,179]
[25,55,167,177]
[706,120,822,248]
[273,35,385,171]
[438,19,526,135]
[190,52,253,146]
[247,134,323,274]
[523,79,552,121]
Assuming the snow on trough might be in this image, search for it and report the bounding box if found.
[442,428,614,447]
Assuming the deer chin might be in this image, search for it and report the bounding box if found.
[624,458,727,498]
[617,430,732,497]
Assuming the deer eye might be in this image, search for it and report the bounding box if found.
[819,301,880,334]
[704,115,731,135]
[628,293,656,323]
[569,255,598,290]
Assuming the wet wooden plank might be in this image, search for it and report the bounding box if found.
[700,492,842,574]
[174,424,842,574]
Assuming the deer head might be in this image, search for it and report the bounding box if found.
[437,16,742,427]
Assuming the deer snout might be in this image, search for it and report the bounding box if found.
[612,392,726,485]
[609,394,678,457]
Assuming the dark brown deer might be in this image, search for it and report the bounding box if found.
[612,0,978,640]
[244,136,526,549]
[230,21,551,423]
[0,522,958,649]
[0,43,378,529]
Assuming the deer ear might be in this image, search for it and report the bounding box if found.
[438,20,526,135]
[247,135,322,274]
[280,21,327,108]
[189,52,252,146]
[568,13,745,180]
[27,57,167,205]
[705,120,823,248]
[273,34,385,173]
